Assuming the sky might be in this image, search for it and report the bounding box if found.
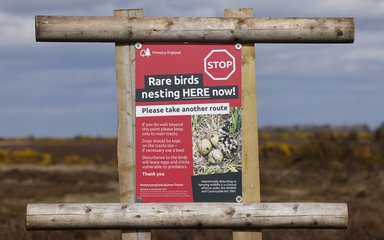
[0,0,383,137]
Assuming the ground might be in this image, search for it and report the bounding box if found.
[0,132,383,239]
[1,164,383,239]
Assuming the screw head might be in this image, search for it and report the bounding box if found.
[135,43,142,49]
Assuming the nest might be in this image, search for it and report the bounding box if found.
[192,107,242,175]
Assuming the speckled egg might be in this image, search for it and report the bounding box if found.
[208,149,224,164]
[209,133,220,148]
[198,139,212,156]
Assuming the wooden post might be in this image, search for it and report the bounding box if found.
[224,8,261,240]
[114,8,150,240]
[26,203,348,230]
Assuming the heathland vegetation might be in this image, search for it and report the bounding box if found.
[0,136,117,165]
[1,124,384,239]
[1,124,384,171]
[259,124,384,171]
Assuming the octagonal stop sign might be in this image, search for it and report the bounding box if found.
[204,49,236,80]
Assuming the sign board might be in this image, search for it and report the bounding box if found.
[135,44,242,203]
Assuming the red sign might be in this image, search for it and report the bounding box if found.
[204,49,236,80]
[135,44,242,203]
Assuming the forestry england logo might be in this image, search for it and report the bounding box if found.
[204,49,236,81]
[140,48,151,57]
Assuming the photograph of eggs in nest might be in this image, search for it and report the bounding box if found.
[192,107,242,175]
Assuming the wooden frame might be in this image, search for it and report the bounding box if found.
[27,7,355,240]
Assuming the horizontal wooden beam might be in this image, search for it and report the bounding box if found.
[35,16,354,43]
[26,202,348,230]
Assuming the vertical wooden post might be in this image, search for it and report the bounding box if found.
[224,8,262,240]
[114,8,151,240]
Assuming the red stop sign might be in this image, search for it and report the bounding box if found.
[204,49,236,80]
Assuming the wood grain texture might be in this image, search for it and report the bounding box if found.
[114,8,150,240]
[35,15,354,43]
[26,203,348,230]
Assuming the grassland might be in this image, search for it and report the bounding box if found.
[1,124,384,239]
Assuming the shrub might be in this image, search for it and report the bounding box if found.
[0,148,52,165]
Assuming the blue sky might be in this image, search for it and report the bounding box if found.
[0,0,383,137]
